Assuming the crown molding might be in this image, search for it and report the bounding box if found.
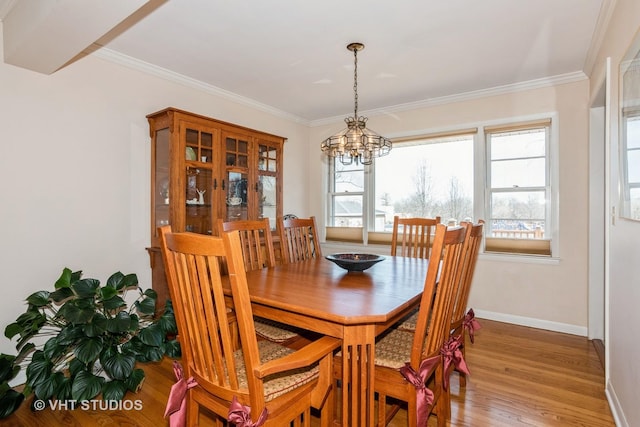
[310,71,588,127]
[92,47,311,125]
[93,47,587,129]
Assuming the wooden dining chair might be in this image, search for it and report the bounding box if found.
[390,215,442,259]
[159,225,340,426]
[392,215,442,332]
[217,219,302,345]
[217,218,276,271]
[448,220,484,387]
[277,216,322,264]
[371,224,468,426]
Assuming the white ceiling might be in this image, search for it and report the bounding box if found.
[1,0,607,124]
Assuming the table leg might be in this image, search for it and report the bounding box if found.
[341,325,376,427]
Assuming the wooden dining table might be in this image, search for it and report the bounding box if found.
[237,255,430,427]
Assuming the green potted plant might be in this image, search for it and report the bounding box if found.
[0,267,179,418]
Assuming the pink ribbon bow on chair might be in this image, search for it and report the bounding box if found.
[399,355,441,426]
[164,361,197,427]
[440,335,470,390]
[228,396,268,427]
[462,308,482,343]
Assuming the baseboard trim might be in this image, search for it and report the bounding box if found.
[606,379,629,427]
[472,309,588,336]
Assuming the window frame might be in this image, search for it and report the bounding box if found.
[325,115,559,259]
[483,119,554,256]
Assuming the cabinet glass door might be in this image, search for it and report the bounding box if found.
[153,128,170,243]
[225,170,248,221]
[224,135,250,222]
[183,124,216,235]
[257,142,280,229]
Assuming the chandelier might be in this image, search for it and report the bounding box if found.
[320,42,392,165]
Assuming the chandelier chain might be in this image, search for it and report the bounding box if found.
[353,47,358,118]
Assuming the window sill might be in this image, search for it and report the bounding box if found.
[479,252,560,265]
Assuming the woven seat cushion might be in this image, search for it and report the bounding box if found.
[374,329,415,369]
[396,308,419,331]
[254,318,300,343]
[232,340,319,402]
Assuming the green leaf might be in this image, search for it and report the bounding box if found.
[59,300,94,324]
[50,287,74,303]
[164,339,181,358]
[102,380,127,401]
[83,313,107,337]
[138,323,163,347]
[43,336,67,361]
[54,267,74,289]
[140,345,164,362]
[107,272,138,291]
[72,279,100,298]
[135,296,156,316]
[99,286,118,301]
[120,273,139,290]
[4,323,23,340]
[158,311,178,334]
[68,358,86,377]
[34,371,64,400]
[125,369,145,392]
[143,288,158,300]
[106,312,131,334]
[74,337,103,364]
[25,351,52,388]
[0,354,18,383]
[15,343,35,364]
[106,272,125,289]
[55,376,73,401]
[102,295,126,311]
[71,370,104,401]
[56,325,84,346]
[101,351,135,380]
[26,291,50,307]
[0,389,24,419]
[128,314,139,332]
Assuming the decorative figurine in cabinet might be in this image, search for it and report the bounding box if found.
[146,108,285,311]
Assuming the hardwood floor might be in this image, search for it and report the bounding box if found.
[4,320,615,426]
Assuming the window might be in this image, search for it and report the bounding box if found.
[621,111,640,218]
[327,130,475,244]
[484,120,552,255]
[326,119,555,257]
[374,135,474,230]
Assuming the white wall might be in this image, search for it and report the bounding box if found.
[588,0,640,425]
[0,26,310,356]
[311,80,591,335]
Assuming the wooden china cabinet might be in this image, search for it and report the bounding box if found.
[146,107,285,311]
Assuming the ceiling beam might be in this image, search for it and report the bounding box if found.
[2,0,161,74]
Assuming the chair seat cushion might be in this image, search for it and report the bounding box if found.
[396,308,419,331]
[254,317,300,343]
[234,340,319,401]
[374,329,415,369]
